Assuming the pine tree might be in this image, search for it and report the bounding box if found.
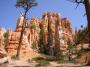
[15,0,37,59]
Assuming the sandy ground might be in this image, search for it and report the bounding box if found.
[0,62,87,67]
[0,48,89,67]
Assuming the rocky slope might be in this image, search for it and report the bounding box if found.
[0,12,74,59]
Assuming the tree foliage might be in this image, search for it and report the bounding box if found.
[4,31,9,51]
[39,24,47,54]
[74,27,89,45]
[16,0,37,15]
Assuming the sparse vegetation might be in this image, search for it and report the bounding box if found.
[31,24,37,29]
[39,24,48,54]
[31,42,37,49]
[74,27,88,45]
[4,31,9,52]
[11,55,19,60]
[32,57,50,66]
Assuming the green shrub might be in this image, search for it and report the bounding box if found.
[56,53,70,63]
[31,24,37,29]
[4,32,9,51]
[77,49,86,58]
[57,60,65,63]
[11,55,19,60]
[32,57,50,66]
[45,56,57,61]
[31,42,37,49]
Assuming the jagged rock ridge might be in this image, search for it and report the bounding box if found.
[0,12,74,58]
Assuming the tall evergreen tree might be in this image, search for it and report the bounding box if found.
[47,20,54,56]
[15,0,37,59]
[39,23,47,54]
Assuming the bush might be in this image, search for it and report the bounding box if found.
[45,56,57,61]
[31,24,37,29]
[11,55,19,60]
[77,49,86,58]
[4,32,9,51]
[32,57,50,66]
[31,42,37,49]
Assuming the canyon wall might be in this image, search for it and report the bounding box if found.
[0,12,74,57]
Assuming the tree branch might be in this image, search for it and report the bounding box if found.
[67,0,84,8]
[67,0,84,4]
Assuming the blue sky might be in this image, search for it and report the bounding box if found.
[0,0,87,31]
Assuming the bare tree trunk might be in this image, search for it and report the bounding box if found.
[84,0,90,65]
[16,18,25,59]
[84,0,90,47]
[16,11,27,59]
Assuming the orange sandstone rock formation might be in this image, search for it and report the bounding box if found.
[0,12,74,58]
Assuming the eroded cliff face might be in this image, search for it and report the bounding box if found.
[0,28,6,48]
[39,12,73,56]
[0,12,74,57]
[29,17,40,49]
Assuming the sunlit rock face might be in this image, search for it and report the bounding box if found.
[6,14,30,56]
[29,17,40,49]
[15,14,28,32]
[40,12,73,52]
[75,52,90,64]
[61,18,73,43]
[0,28,6,48]
[15,14,24,32]
[60,18,74,51]
[4,12,73,56]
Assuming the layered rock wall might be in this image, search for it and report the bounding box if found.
[0,12,73,57]
[0,28,6,48]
